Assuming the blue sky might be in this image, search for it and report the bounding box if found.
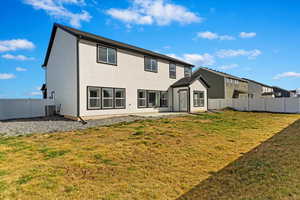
[1,0,300,98]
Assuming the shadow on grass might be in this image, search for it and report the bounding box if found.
[177,119,300,200]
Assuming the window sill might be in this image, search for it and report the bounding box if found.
[144,69,158,73]
[97,60,117,66]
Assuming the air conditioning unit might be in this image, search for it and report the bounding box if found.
[45,105,56,116]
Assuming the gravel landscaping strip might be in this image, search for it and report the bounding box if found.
[0,115,144,137]
[0,113,189,137]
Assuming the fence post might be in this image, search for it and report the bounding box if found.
[299,98,300,113]
[283,98,286,113]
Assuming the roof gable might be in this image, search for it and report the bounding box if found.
[171,74,210,88]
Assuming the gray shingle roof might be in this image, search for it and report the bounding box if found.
[43,23,194,67]
[242,78,273,88]
[171,73,210,88]
[196,67,247,82]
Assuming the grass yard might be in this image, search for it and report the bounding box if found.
[0,111,299,200]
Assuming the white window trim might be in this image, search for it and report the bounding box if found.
[193,91,205,107]
[88,87,101,110]
[102,88,114,109]
[115,89,126,109]
[138,90,147,108]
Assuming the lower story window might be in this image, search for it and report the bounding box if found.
[137,89,168,108]
[138,90,147,108]
[87,87,125,110]
[88,87,101,109]
[148,91,158,107]
[160,91,168,107]
[115,88,125,108]
[193,91,205,107]
[102,88,114,109]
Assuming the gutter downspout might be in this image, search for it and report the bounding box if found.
[76,36,87,125]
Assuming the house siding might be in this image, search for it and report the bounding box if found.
[196,69,225,99]
[78,39,191,116]
[224,79,248,99]
[46,28,77,116]
[247,81,263,98]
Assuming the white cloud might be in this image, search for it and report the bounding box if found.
[273,72,300,80]
[239,32,256,38]
[167,53,215,66]
[0,39,35,53]
[2,54,34,61]
[197,31,235,40]
[216,49,262,59]
[0,73,16,80]
[28,86,42,96]
[23,0,91,28]
[29,91,42,96]
[218,64,238,70]
[106,0,202,26]
[16,67,28,71]
[183,53,215,66]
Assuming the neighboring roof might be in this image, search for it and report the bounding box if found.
[272,86,290,92]
[242,78,273,88]
[171,73,210,88]
[194,67,247,82]
[42,23,194,67]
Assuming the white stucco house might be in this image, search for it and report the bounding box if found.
[42,23,209,120]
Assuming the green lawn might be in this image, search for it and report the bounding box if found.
[0,111,299,200]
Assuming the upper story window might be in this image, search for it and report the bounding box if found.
[169,63,176,79]
[97,45,117,65]
[144,57,158,72]
[184,67,192,77]
[160,91,168,107]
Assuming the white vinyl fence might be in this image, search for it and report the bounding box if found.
[0,99,55,120]
[208,98,300,113]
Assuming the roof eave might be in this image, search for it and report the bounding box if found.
[45,23,194,68]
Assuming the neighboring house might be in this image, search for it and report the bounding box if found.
[193,68,248,99]
[273,86,291,98]
[42,23,209,120]
[285,88,300,98]
[242,78,274,98]
[289,90,297,97]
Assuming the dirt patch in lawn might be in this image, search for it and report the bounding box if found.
[0,111,299,200]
